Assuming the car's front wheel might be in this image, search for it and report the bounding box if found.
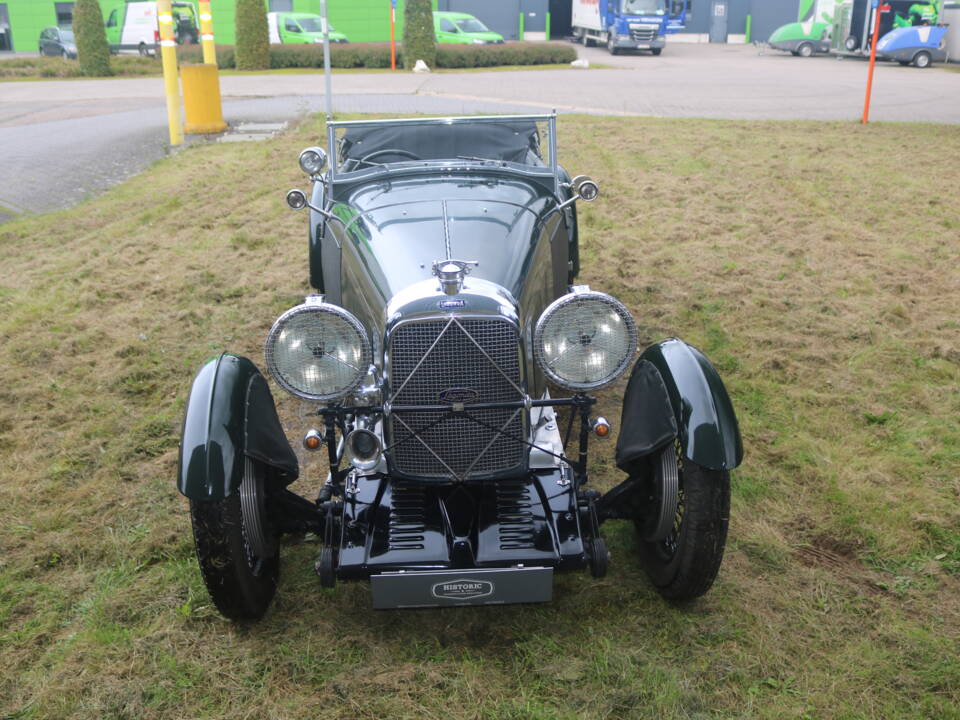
[797,41,814,57]
[636,446,730,601]
[651,47,662,56]
[190,457,279,620]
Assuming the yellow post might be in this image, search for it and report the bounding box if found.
[157,0,183,146]
[182,64,227,133]
[198,0,216,65]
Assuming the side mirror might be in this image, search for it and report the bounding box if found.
[286,189,308,210]
[286,189,345,229]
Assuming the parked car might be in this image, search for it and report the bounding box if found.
[267,12,349,44]
[38,26,77,59]
[104,0,198,56]
[177,114,743,619]
[433,11,504,44]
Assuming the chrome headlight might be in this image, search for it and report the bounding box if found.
[298,146,327,175]
[265,297,371,401]
[534,290,637,391]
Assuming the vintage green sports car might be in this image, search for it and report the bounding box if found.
[177,114,743,619]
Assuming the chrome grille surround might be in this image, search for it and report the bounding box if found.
[386,315,527,481]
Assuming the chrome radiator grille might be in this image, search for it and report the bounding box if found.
[388,317,525,480]
[630,26,657,42]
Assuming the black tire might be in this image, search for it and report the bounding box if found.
[138,42,148,57]
[607,33,620,55]
[637,449,730,601]
[797,42,814,57]
[189,459,279,621]
[589,537,609,579]
[913,51,931,68]
[651,47,662,56]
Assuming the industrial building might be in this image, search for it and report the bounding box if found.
[0,0,913,54]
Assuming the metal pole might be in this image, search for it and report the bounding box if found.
[390,0,397,71]
[861,2,888,124]
[198,0,216,65]
[157,0,183,146]
[321,0,333,119]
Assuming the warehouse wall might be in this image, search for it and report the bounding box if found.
[676,0,796,41]
[0,0,432,52]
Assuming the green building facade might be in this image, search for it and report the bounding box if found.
[0,0,431,53]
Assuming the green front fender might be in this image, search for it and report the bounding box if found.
[178,353,299,501]
[640,339,743,471]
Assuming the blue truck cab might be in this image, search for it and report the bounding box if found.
[572,0,687,55]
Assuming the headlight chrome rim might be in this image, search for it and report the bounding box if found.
[533,290,637,391]
[265,298,371,402]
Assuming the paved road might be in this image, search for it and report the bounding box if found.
[1,43,957,220]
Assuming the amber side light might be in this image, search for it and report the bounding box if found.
[593,418,611,438]
[303,430,323,450]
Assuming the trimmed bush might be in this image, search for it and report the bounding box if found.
[235,0,269,70]
[179,44,237,68]
[73,0,112,77]
[177,42,575,71]
[403,0,436,70]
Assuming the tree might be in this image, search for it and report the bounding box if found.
[235,0,270,71]
[73,0,112,76]
[403,0,436,70]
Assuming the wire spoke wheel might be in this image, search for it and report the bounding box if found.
[189,458,280,620]
[635,441,730,601]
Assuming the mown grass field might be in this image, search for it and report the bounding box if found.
[1,115,958,719]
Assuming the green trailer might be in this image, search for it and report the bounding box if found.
[767,0,837,56]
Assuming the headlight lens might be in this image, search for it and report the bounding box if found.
[534,290,637,391]
[265,298,371,401]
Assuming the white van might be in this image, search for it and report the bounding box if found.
[104,1,198,56]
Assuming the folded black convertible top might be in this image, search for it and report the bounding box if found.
[339,121,543,166]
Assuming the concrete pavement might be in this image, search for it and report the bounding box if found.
[3,44,958,124]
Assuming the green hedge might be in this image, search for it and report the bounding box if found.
[234,0,270,70]
[73,0,112,76]
[403,0,436,70]
[176,42,576,70]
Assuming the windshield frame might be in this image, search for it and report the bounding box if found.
[326,114,559,194]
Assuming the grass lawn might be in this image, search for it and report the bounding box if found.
[0,115,958,719]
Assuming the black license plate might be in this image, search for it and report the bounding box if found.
[370,567,553,609]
